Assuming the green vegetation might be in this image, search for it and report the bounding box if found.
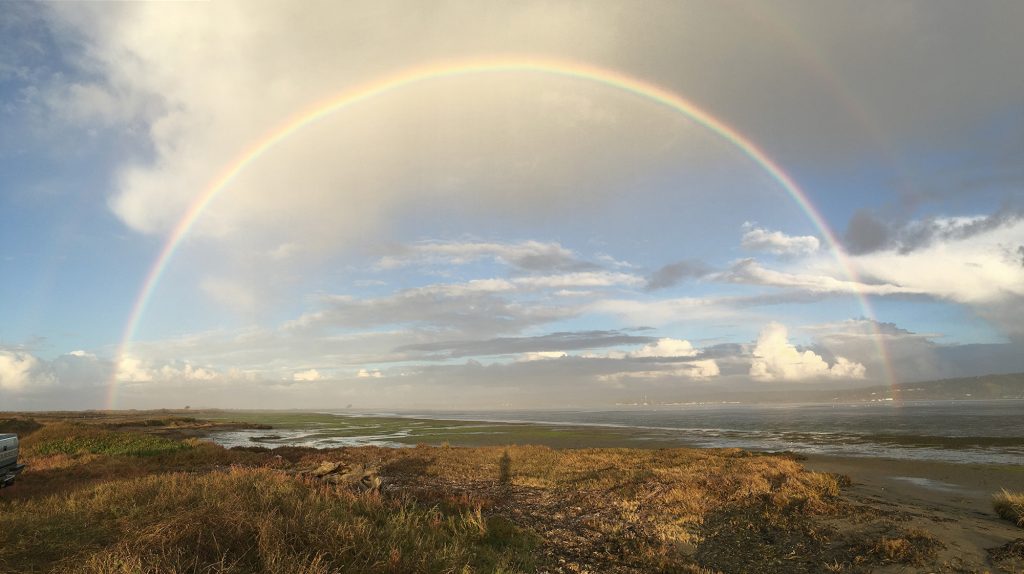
[24,423,189,457]
[0,412,958,573]
[993,489,1024,527]
[102,416,199,428]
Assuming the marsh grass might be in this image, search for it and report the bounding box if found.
[24,423,189,457]
[1,469,536,574]
[0,413,943,573]
[101,416,199,428]
[993,489,1024,527]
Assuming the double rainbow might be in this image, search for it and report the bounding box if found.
[107,57,894,408]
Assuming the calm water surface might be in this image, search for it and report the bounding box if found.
[209,401,1024,465]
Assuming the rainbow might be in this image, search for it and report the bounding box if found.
[107,56,895,409]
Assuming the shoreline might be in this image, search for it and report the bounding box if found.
[197,410,1024,509]
[803,453,1024,515]
[199,418,1024,571]
[198,407,1024,466]
[802,453,1024,571]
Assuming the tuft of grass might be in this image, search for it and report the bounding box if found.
[866,529,943,565]
[993,489,1024,527]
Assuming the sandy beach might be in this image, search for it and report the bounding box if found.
[804,454,1024,572]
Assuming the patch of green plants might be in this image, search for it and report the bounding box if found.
[25,424,189,457]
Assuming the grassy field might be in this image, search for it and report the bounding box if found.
[0,412,979,573]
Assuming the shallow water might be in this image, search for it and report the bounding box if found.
[205,400,1024,465]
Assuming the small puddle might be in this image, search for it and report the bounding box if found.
[889,476,963,492]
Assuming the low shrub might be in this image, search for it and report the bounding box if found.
[993,489,1024,527]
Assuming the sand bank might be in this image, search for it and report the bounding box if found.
[805,454,1024,572]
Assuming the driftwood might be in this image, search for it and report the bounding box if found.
[300,461,382,493]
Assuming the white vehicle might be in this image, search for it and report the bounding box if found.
[1,433,25,488]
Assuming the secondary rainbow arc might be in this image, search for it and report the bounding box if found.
[107,56,895,409]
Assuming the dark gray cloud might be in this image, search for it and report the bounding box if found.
[394,330,657,359]
[845,205,1024,255]
[37,1,1024,247]
[286,283,577,338]
[894,149,1024,214]
[975,300,1024,340]
[938,342,1024,376]
[507,252,599,274]
[809,319,1024,383]
[645,260,712,290]
[843,210,893,255]
[897,206,1024,254]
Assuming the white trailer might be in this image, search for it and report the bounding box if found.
[0,433,25,488]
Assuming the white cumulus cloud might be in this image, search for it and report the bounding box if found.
[116,355,153,383]
[629,338,699,358]
[749,322,865,381]
[518,351,568,362]
[0,350,51,390]
[741,224,820,256]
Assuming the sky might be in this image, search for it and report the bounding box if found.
[1,1,1023,410]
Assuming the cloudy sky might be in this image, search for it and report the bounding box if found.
[2,1,1023,409]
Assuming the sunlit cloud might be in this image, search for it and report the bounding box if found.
[717,259,918,296]
[0,349,51,391]
[598,359,720,382]
[293,369,322,381]
[749,323,865,382]
[741,223,820,256]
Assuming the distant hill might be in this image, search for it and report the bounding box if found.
[620,373,1024,407]
[763,372,1024,404]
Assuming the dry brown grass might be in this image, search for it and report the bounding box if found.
[1,468,535,574]
[993,489,1024,527]
[867,529,943,565]
[0,412,942,573]
[385,445,853,572]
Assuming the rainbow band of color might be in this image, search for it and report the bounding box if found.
[108,56,895,409]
